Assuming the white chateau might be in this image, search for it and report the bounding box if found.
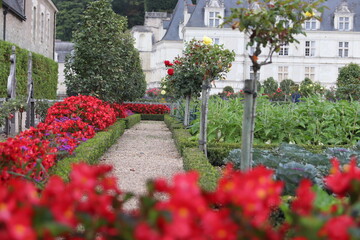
[132,0,360,93]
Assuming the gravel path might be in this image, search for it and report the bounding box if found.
[101,120,183,210]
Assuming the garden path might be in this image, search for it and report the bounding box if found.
[101,120,183,210]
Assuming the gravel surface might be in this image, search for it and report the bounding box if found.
[101,120,183,210]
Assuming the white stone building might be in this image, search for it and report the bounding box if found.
[0,0,58,60]
[132,0,360,93]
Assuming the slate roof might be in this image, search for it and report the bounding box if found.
[162,0,195,40]
[3,0,26,20]
[163,0,360,41]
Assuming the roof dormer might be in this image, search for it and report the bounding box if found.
[334,0,355,31]
[204,0,225,27]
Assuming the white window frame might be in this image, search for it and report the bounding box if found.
[209,11,221,27]
[338,17,350,31]
[339,42,349,57]
[305,41,315,57]
[212,37,220,45]
[278,66,289,81]
[279,43,289,56]
[305,67,315,81]
[304,18,317,30]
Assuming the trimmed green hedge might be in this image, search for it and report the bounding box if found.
[141,114,164,121]
[0,40,58,99]
[50,120,126,181]
[165,114,220,191]
[124,114,141,129]
[182,147,220,191]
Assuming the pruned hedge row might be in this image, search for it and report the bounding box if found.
[0,40,58,99]
[165,114,220,191]
[50,120,126,181]
[125,114,141,129]
[141,114,165,121]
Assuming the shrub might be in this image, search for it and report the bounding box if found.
[263,77,278,95]
[336,63,360,100]
[279,78,295,95]
[0,40,58,99]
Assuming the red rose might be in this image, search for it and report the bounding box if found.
[164,60,173,66]
[167,68,174,75]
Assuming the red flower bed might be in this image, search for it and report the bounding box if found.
[45,95,117,130]
[0,96,117,183]
[109,103,129,118]
[123,103,170,114]
[1,160,359,239]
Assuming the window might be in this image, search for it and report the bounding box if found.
[339,42,349,57]
[279,44,289,56]
[209,11,220,27]
[338,17,350,31]
[212,38,220,45]
[278,66,289,81]
[32,7,37,41]
[305,41,315,56]
[305,67,315,80]
[40,12,44,43]
[305,18,317,30]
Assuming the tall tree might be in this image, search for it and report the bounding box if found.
[144,0,177,12]
[112,0,145,29]
[64,0,146,103]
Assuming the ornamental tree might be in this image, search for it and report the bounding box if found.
[64,0,146,103]
[185,38,235,155]
[336,63,360,100]
[223,0,326,170]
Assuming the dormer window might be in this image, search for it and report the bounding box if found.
[209,12,220,27]
[338,17,350,30]
[304,18,317,30]
[334,1,354,31]
[303,10,321,30]
[204,0,225,27]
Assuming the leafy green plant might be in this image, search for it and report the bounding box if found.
[0,98,27,127]
[336,63,360,100]
[35,100,56,123]
[191,95,360,145]
[65,0,146,103]
[263,77,278,95]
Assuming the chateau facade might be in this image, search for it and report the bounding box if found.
[0,0,58,59]
[132,0,360,93]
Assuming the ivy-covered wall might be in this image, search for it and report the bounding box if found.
[0,40,58,99]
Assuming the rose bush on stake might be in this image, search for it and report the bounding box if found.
[223,0,326,170]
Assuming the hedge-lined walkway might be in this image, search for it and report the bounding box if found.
[101,120,183,210]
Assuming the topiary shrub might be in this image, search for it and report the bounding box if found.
[263,77,278,95]
[223,86,234,93]
[336,63,360,100]
[279,79,295,95]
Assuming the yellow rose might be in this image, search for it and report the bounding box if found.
[203,36,213,45]
[161,90,166,95]
[305,11,314,17]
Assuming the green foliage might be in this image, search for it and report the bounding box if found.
[173,99,200,124]
[35,100,56,123]
[263,77,278,95]
[144,0,177,12]
[0,41,58,99]
[299,78,325,97]
[64,0,146,103]
[336,63,360,100]
[124,114,141,129]
[191,96,360,145]
[112,0,145,29]
[141,114,165,121]
[0,98,26,127]
[50,120,126,181]
[182,147,220,192]
[223,86,234,93]
[279,79,295,95]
